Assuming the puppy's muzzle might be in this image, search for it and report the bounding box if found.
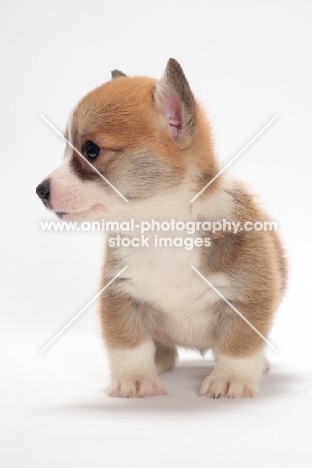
[36,179,50,206]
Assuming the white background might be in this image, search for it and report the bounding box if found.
[1,1,312,467]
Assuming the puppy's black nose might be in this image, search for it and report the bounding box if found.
[36,179,50,202]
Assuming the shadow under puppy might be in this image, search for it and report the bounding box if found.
[36,59,286,398]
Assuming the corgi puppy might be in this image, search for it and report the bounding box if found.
[36,59,286,398]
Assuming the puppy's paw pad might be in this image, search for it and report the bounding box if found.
[199,376,256,399]
[107,378,167,398]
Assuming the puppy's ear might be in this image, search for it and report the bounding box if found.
[154,58,196,143]
[111,69,127,79]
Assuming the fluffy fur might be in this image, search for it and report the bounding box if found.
[37,59,287,398]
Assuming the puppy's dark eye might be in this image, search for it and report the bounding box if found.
[84,140,101,160]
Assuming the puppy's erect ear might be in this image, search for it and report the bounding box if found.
[111,69,127,79]
[154,58,196,143]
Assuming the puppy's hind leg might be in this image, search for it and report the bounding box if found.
[262,356,270,375]
[154,340,177,375]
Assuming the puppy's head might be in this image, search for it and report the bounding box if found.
[36,59,217,221]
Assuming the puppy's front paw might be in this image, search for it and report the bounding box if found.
[107,378,167,398]
[199,374,257,399]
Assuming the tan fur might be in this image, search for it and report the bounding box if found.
[199,183,286,357]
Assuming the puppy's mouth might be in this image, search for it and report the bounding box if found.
[55,212,67,218]
[55,205,103,219]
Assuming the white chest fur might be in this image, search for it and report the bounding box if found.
[116,243,232,349]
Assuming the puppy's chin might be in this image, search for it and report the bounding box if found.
[55,205,106,222]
